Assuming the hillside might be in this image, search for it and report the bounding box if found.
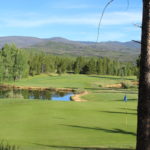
[0,36,140,61]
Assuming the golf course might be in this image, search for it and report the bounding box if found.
[0,74,138,150]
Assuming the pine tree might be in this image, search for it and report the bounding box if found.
[86,58,97,74]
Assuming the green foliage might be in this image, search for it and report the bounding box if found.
[86,58,97,74]
[0,44,137,83]
[0,141,18,150]
[73,57,86,74]
[121,81,137,89]
[74,56,137,76]
[0,44,29,81]
[0,55,4,83]
[121,82,130,89]
[28,38,139,62]
[5,91,24,99]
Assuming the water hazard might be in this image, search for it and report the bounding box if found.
[0,87,74,101]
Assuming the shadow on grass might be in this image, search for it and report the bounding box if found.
[85,88,100,91]
[61,125,136,136]
[94,93,138,97]
[115,99,137,102]
[84,88,138,94]
[84,88,121,91]
[33,143,134,150]
[100,111,137,115]
[64,87,78,89]
[88,76,134,81]
[121,108,137,111]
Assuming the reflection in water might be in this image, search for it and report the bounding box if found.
[52,93,74,101]
[0,88,74,101]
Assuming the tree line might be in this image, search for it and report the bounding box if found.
[0,44,138,82]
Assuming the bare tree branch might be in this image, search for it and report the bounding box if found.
[96,0,114,43]
[132,40,141,44]
[96,0,130,43]
[134,24,142,28]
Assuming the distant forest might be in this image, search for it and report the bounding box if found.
[0,44,138,82]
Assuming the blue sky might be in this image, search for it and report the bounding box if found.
[0,0,142,42]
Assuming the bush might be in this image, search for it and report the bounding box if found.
[99,84,102,87]
[121,82,133,89]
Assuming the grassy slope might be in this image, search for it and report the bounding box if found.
[0,74,138,150]
[9,74,136,89]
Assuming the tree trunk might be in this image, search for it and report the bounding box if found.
[136,0,150,150]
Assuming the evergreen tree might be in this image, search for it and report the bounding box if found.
[86,58,97,74]
[74,57,86,74]
[97,58,103,74]
[0,55,4,83]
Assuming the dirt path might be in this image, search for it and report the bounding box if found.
[71,91,89,102]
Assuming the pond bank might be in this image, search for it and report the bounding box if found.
[71,91,88,102]
[0,84,88,102]
[0,84,75,92]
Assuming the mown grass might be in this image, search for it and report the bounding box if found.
[9,74,137,89]
[0,74,138,150]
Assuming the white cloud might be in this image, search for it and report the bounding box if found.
[101,11,142,25]
[0,11,142,28]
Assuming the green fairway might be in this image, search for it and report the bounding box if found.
[0,74,138,150]
[9,74,136,89]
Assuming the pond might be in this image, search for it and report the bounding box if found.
[0,88,74,101]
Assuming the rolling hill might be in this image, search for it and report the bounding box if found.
[0,36,140,61]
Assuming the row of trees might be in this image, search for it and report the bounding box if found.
[0,44,138,82]
[74,56,137,76]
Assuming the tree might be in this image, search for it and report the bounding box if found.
[136,0,150,149]
[73,57,86,74]
[0,44,29,81]
[1,44,14,81]
[97,58,103,74]
[56,58,67,75]
[0,55,4,83]
[86,58,97,74]
[11,46,29,81]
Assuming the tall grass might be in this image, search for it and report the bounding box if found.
[0,141,18,150]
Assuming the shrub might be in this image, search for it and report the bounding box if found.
[99,84,102,87]
[121,82,133,89]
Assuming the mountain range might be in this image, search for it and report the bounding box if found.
[0,36,140,62]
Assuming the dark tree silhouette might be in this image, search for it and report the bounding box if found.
[136,0,150,149]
